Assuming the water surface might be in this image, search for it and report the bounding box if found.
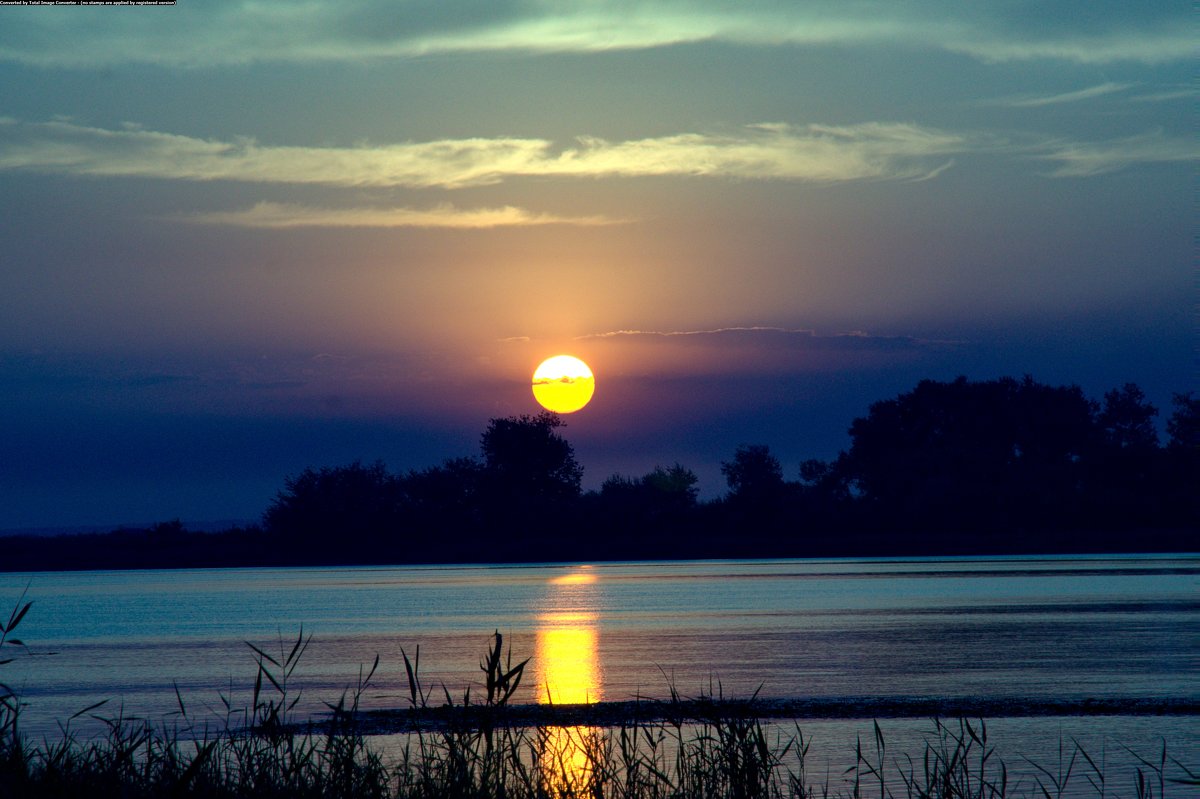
[2,555,1196,757]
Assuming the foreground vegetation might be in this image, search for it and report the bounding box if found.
[1,603,1196,799]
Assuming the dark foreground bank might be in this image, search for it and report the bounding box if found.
[1,520,1195,572]
[312,696,1200,737]
[3,702,1197,799]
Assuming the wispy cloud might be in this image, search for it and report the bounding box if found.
[0,119,548,189]
[4,117,1186,191]
[579,326,815,340]
[1033,131,1199,178]
[0,2,1189,67]
[1130,86,1199,103]
[576,326,945,350]
[986,82,1135,108]
[944,27,1192,66]
[0,118,967,187]
[181,202,625,229]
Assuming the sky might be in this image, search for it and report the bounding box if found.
[0,1,1194,530]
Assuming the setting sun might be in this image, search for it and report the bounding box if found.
[532,355,595,414]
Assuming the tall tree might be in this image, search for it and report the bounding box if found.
[480,412,583,502]
[1099,383,1159,450]
[1166,392,1198,451]
[1162,392,1200,527]
[840,376,1097,531]
[263,461,403,554]
[721,444,785,504]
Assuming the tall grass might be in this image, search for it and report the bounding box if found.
[0,596,1195,798]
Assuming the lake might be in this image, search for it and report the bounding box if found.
[1,555,1196,789]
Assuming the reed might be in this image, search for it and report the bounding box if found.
[0,597,1195,799]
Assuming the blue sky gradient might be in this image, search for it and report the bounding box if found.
[0,1,1194,528]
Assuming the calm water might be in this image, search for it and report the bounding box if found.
[2,555,1197,782]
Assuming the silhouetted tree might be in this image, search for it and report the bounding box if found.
[400,457,484,535]
[717,444,796,549]
[1099,383,1159,450]
[7,376,1198,572]
[798,459,830,486]
[643,464,700,505]
[1166,392,1198,451]
[263,461,403,555]
[840,376,1098,532]
[1087,383,1164,527]
[589,464,702,557]
[721,444,785,504]
[600,464,698,517]
[480,412,582,502]
[476,413,583,550]
[1159,392,1199,528]
[796,456,857,532]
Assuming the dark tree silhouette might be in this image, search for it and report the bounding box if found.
[479,412,582,503]
[840,376,1098,531]
[1166,392,1198,451]
[642,464,700,506]
[1088,383,1163,528]
[1099,383,1159,450]
[588,464,703,557]
[600,464,699,517]
[1157,392,1199,529]
[475,413,583,553]
[798,459,830,486]
[8,377,1193,573]
[721,444,785,504]
[718,444,795,548]
[263,460,403,553]
[400,457,483,529]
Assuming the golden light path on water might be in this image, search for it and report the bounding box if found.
[534,567,603,791]
[536,612,601,705]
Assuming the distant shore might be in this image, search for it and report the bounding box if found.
[1,521,1195,573]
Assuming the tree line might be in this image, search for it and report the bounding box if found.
[3,376,1195,570]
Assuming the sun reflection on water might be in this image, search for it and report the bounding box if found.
[534,568,604,791]
[536,614,601,704]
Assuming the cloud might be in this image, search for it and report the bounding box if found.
[576,326,944,351]
[0,118,967,187]
[493,326,954,382]
[986,82,1135,108]
[0,119,548,189]
[181,202,625,229]
[944,27,1193,66]
[1130,86,1199,103]
[1033,131,1200,178]
[0,2,1189,66]
[4,117,1186,192]
[580,326,811,340]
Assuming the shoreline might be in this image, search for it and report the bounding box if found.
[306,696,1200,736]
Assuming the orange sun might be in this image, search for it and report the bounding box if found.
[532,355,595,413]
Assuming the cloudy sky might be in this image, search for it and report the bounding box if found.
[0,1,1194,529]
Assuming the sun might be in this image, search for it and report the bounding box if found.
[532,355,595,414]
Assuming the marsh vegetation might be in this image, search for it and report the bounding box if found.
[1,600,1195,799]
